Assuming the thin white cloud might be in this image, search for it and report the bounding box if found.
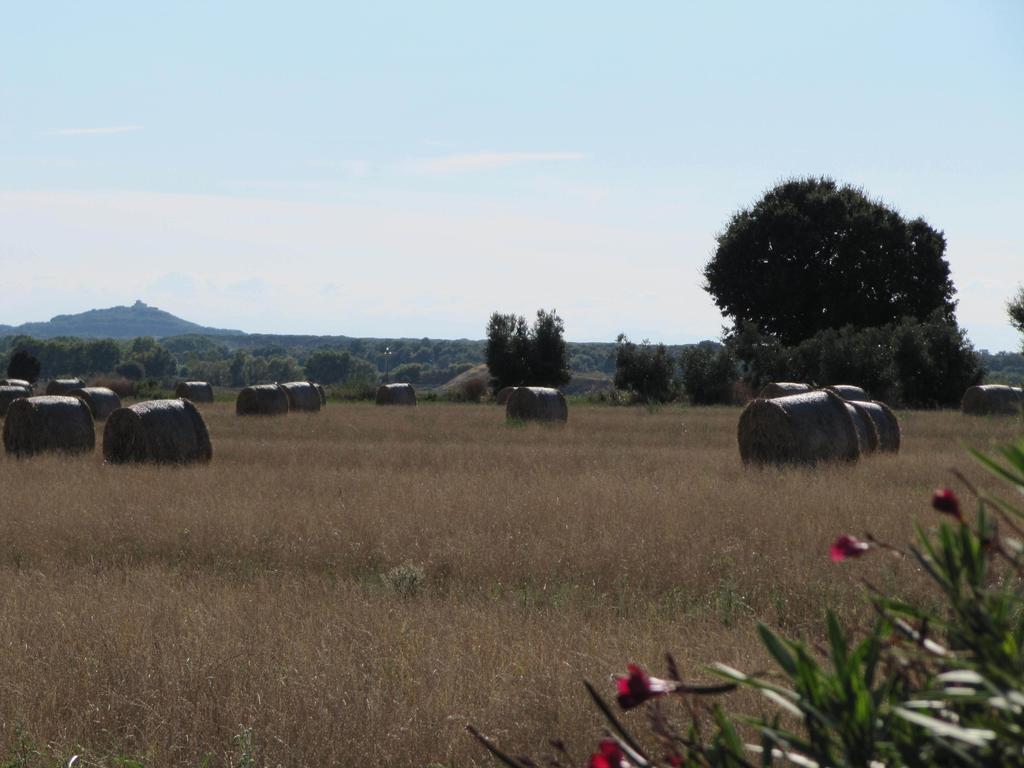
[410,151,586,174]
[44,125,143,136]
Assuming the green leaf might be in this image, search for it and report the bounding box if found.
[757,624,798,677]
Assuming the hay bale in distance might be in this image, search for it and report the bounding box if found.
[826,384,871,402]
[174,381,215,403]
[758,382,811,399]
[103,398,212,465]
[496,386,516,405]
[280,381,322,412]
[0,385,31,417]
[855,401,901,453]
[2,395,95,457]
[961,385,1023,416]
[45,378,85,396]
[737,390,860,466]
[69,387,122,421]
[506,386,568,423]
[845,401,879,455]
[1,378,32,390]
[376,383,417,406]
[236,384,290,416]
[312,383,327,406]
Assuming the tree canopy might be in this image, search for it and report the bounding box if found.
[704,177,957,345]
[7,350,41,383]
[1010,285,1024,353]
[485,309,570,392]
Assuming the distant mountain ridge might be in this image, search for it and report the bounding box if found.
[0,300,244,339]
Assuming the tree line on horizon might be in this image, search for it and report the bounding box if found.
[4,177,1022,401]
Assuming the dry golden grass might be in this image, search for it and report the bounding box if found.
[0,402,1021,766]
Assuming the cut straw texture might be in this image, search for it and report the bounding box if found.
[45,378,85,396]
[69,387,122,421]
[0,385,32,417]
[2,395,95,457]
[758,382,811,399]
[280,381,322,412]
[961,385,1023,416]
[376,383,417,406]
[103,399,212,465]
[313,383,327,406]
[845,401,879,455]
[737,389,860,466]
[855,401,901,453]
[174,381,215,403]
[506,386,568,423]
[825,384,871,402]
[236,384,290,416]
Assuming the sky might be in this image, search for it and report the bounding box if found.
[1,1,1022,349]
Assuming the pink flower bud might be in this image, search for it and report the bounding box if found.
[830,534,870,562]
[588,739,627,768]
[932,488,962,521]
[615,663,674,709]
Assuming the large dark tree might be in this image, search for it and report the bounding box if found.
[7,350,41,383]
[485,309,570,392]
[1010,285,1024,353]
[704,177,956,345]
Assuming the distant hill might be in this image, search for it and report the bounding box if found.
[0,301,243,339]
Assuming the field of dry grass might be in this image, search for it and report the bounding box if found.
[0,401,1021,766]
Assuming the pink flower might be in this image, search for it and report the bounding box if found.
[932,488,962,521]
[615,663,674,709]
[588,740,627,768]
[829,535,870,562]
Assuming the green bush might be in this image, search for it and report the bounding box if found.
[614,335,677,404]
[472,441,1024,767]
[679,344,737,405]
[727,314,982,407]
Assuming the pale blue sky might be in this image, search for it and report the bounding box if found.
[1,2,1022,349]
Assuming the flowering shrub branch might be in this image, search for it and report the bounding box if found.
[470,440,1024,767]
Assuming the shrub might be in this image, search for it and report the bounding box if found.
[679,344,737,405]
[727,315,982,408]
[385,563,426,598]
[115,360,145,381]
[6,350,41,383]
[614,335,677,404]
[462,377,487,402]
[471,441,1024,767]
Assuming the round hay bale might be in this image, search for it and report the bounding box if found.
[737,390,860,466]
[496,386,516,405]
[376,383,417,406]
[2,396,95,457]
[69,387,122,421]
[506,386,568,423]
[45,378,85,396]
[825,384,870,402]
[1,378,32,390]
[845,401,879,455]
[758,382,811,399]
[174,381,215,403]
[103,398,212,465]
[236,384,290,416]
[280,381,322,412]
[961,385,1023,416]
[0,385,31,417]
[312,383,327,406]
[856,401,901,453]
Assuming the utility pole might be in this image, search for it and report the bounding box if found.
[383,346,391,384]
